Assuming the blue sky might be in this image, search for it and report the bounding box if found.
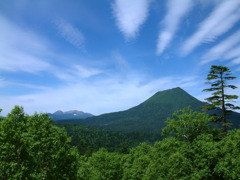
[1,0,240,116]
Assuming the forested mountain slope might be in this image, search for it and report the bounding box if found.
[59,87,240,133]
[54,123,161,155]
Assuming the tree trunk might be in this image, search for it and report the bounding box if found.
[221,71,226,134]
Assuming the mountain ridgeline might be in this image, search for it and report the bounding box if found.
[49,110,93,121]
[58,87,240,133]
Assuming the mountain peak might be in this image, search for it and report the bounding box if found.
[64,110,84,115]
[54,110,64,115]
[155,87,184,94]
[72,87,205,133]
[145,87,196,106]
[50,110,93,121]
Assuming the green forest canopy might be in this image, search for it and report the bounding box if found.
[1,106,240,179]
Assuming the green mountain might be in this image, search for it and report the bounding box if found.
[59,87,240,133]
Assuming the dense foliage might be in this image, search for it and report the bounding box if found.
[1,106,240,179]
[54,123,161,155]
[77,107,240,179]
[0,106,79,179]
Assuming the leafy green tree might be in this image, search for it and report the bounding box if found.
[214,129,240,179]
[190,134,220,179]
[162,107,217,148]
[0,106,30,179]
[26,113,79,179]
[121,143,151,180]
[78,148,123,179]
[157,108,221,179]
[145,138,192,180]
[202,65,239,133]
[0,106,79,180]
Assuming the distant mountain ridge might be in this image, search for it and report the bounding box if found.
[58,87,240,133]
[49,110,93,121]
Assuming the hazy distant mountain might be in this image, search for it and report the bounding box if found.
[49,110,93,121]
[58,87,240,133]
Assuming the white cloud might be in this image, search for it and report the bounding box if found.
[201,30,240,64]
[182,0,240,55]
[197,0,221,7]
[0,74,200,116]
[0,16,49,53]
[0,50,51,73]
[0,80,52,91]
[73,65,102,78]
[157,0,193,55]
[0,15,97,81]
[54,19,86,51]
[51,64,103,82]
[230,58,240,65]
[0,15,52,73]
[224,46,240,60]
[205,12,240,43]
[112,0,151,39]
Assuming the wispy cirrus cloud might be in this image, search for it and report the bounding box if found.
[182,0,240,55]
[225,45,240,68]
[112,0,151,40]
[225,46,240,60]
[54,19,86,51]
[1,74,199,116]
[156,0,193,55]
[0,80,52,91]
[0,15,52,73]
[0,15,101,81]
[230,57,240,66]
[51,62,104,82]
[0,50,51,73]
[201,30,240,64]
[73,65,102,78]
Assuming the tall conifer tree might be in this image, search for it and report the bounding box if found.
[202,65,239,133]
